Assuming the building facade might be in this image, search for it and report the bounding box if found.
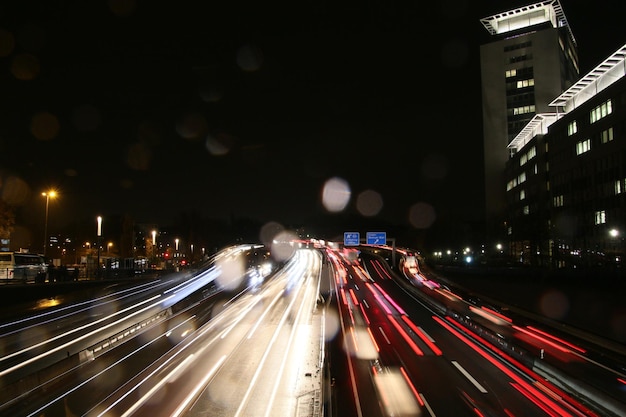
[480,1,579,242]
[505,44,626,267]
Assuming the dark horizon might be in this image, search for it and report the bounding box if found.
[1,1,625,254]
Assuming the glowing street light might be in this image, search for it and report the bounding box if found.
[107,242,113,254]
[42,190,57,257]
[175,238,179,251]
[97,216,102,278]
[151,230,157,261]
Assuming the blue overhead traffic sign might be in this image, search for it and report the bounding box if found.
[366,231,386,245]
[344,232,360,246]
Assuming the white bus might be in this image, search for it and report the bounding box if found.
[0,252,48,283]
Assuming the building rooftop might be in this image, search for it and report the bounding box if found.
[549,43,626,111]
[480,0,575,46]
[507,113,561,151]
[509,42,626,151]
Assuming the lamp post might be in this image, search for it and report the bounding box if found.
[151,230,157,266]
[42,190,57,257]
[609,228,620,265]
[97,216,102,279]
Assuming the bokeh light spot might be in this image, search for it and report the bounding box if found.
[11,53,40,80]
[270,230,298,262]
[322,177,351,213]
[539,289,569,320]
[126,142,152,171]
[356,189,383,217]
[260,221,285,247]
[610,310,626,342]
[199,85,224,103]
[236,43,263,72]
[215,255,245,290]
[1,175,31,206]
[324,309,340,342]
[0,29,16,57]
[176,112,208,141]
[108,0,137,17]
[408,202,436,229]
[206,132,235,156]
[30,112,60,141]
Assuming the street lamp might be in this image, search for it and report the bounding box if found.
[152,230,157,263]
[97,216,102,278]
[42,190,57,257]
[107,242,113,254]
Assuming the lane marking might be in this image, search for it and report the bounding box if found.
[451,360,488,393]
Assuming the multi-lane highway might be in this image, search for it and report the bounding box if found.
[328,246,626,416]
[0,242,625,417]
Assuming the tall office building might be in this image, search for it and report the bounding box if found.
[479,1,579,241]
[505,43,626,267]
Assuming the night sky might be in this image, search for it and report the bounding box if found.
[1,1,625,248]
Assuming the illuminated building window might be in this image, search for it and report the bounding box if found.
[518,172,526,184]
[516,79,535,88]
[590,99,612,124]
[507,178,517,191]
[595,210,606,225]
[576,139,591,155]
[505,69,517,78]
[512,105,535,115]
[615,180,623,195]
[601,127,614,143]
[567,120,577,136]
[523,205,529,215]
[519,189,526,200]
[553,195,564,207]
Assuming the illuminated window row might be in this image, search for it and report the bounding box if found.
[576,138,591,155]
[507,178,517,191]
[595,210,606,225]
[590,99,612,124]
[615,179,626,195]
[553,194,564,207]
[506,171,528,192]
[516,78,534,88]
[567,120,577,136]
[519,145,536,166]
[512,104,535,115]
[601,127,614,143]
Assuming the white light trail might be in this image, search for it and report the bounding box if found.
[0,294,166,377]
